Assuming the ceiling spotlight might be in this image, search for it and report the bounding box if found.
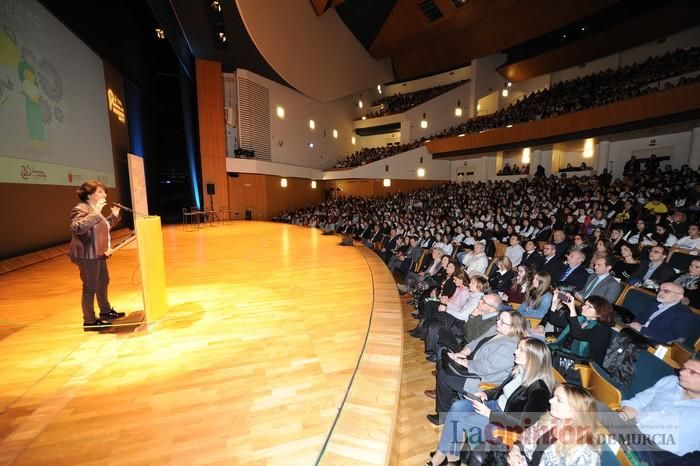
[218,32,227,42]
[155,28,165,40]
[211,1,221,12]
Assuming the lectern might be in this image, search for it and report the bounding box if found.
[134,216,168,321]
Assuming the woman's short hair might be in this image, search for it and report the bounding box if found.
[470,275,489,293]
[453,269,469,283]
[77,180,106,202]
[587,295,614,326]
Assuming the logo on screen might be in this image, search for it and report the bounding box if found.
[107,89,125,123]
[20,165,33,180]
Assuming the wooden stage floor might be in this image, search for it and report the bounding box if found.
[0,222,382,465]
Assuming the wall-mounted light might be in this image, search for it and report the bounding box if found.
[522,147,531,164]
[311,180,317,189]
[308,142,314,148]
[417,167,426,177]
[276,106,285,119]
[280,178,288,188]
[358,99,363,109]
[332,129,338,139]
[377,84,382,94]
[361,116,366,120]
[502,88,509,97]
[476,103,481,112]
[420,112,428,129]
[351,136,356,145]
[309,119,315,130]
[454,100,462,117]
[383,178,391,187]
[583,138,594,158]
[507,82,512,88]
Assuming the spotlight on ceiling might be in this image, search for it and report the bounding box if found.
[211,1,222,12]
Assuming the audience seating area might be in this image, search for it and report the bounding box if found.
[283,158,700,464]
[335,46,700,169]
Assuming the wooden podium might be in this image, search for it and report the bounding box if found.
[134,216,168,322]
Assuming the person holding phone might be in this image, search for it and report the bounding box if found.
[548,292,614,382]
[423,338,556,466]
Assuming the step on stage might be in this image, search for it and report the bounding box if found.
[0,222,402,465]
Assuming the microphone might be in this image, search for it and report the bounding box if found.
[111,202,133,213]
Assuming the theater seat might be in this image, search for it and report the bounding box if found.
[592,350,674,399]
[614,287,657,320]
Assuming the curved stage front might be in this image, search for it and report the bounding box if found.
[0,222,402,465]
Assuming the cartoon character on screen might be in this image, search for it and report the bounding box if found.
[18,59,46,144]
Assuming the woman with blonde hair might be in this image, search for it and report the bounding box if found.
[488,256,515,293]
[518,272,553,319]
[507,384,601,465]
[424,338,556,466]
[427,310,529,424]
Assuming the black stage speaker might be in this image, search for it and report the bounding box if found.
[206,183,216,195]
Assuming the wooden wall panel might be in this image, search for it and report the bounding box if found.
[327,179,445,198]
[195,59,229,212]
[427,82,700,156]
[227,174,326,221]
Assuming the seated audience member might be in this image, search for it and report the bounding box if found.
[425,311,527,424]
[623,219,652,246]
[518,271,553,319]
[552,229,571,260]
[627,246,676,287]
[614,352,700,466]
[424,338,556,466]
[521,240,545,271]
[436,293,504,356]
[642,222,678,248]
[406,253,450,301]
[558,250,590,292]
[530,284,577,338]
[674,258,700,308]
[424,276,489,360]
[401,247,442,292]
[458,241,489,274]
[488,256,515,293]
[572,234,593,265]
[411,269,468,338]
[548,292,614,381]
[540,243,566,282]
[575,255,622,304]
[506,235,526,267]
[380,228,401,262]
[413,261,457,319]
[388,236,422,274]
[506,264,534,305]
[675,223,700,250]
[506,384,602,466]
[611,243,640,281]
[668,210,689,238]
[609,227,627,255]
[588,238,611,269]
[627,282,700,345]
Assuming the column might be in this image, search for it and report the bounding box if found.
[531,149,542,174]
[689,127,700,170]
[596,141,611,174]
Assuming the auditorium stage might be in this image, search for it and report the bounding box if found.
[0,222,403,465]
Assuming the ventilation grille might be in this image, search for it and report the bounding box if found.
[236,77,271,161]
[419,0,443,21]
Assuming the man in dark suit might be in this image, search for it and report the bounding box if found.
[628,282,700,344]
[552,229,571,260]
[69,180,124,331]
[575,255,622,303]
[627,246,676,286]
[541,243,566,282]
[558,250,590,292]
[520,240,545,271]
